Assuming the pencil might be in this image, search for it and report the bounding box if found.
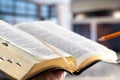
[98,31,120,41]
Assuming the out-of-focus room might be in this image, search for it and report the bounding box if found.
[0,0,120,80]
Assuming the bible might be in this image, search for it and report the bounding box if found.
[0,20,118,80]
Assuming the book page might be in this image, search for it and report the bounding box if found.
[15,21,117,63]
[0,20,69,60]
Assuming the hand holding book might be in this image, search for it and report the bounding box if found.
[31,70,66,80]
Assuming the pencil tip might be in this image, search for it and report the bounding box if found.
[98,37,105,41]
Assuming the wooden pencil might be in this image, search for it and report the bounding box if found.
[98,31,120,41]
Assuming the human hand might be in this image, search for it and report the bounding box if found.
[32,70,67,80]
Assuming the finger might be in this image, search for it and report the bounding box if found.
[32,70,67,80]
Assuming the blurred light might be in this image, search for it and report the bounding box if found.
[113,11,120,19]
[75,14,85,21]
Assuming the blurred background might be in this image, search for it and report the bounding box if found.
[0,0,120,80]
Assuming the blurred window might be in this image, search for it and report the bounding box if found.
[40,5,58,23]
[73,24,90,39]
[41,5,49,19]
[0,0,13,13]
[0,0,39,24]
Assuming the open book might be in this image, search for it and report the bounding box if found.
[0,20,118,80]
